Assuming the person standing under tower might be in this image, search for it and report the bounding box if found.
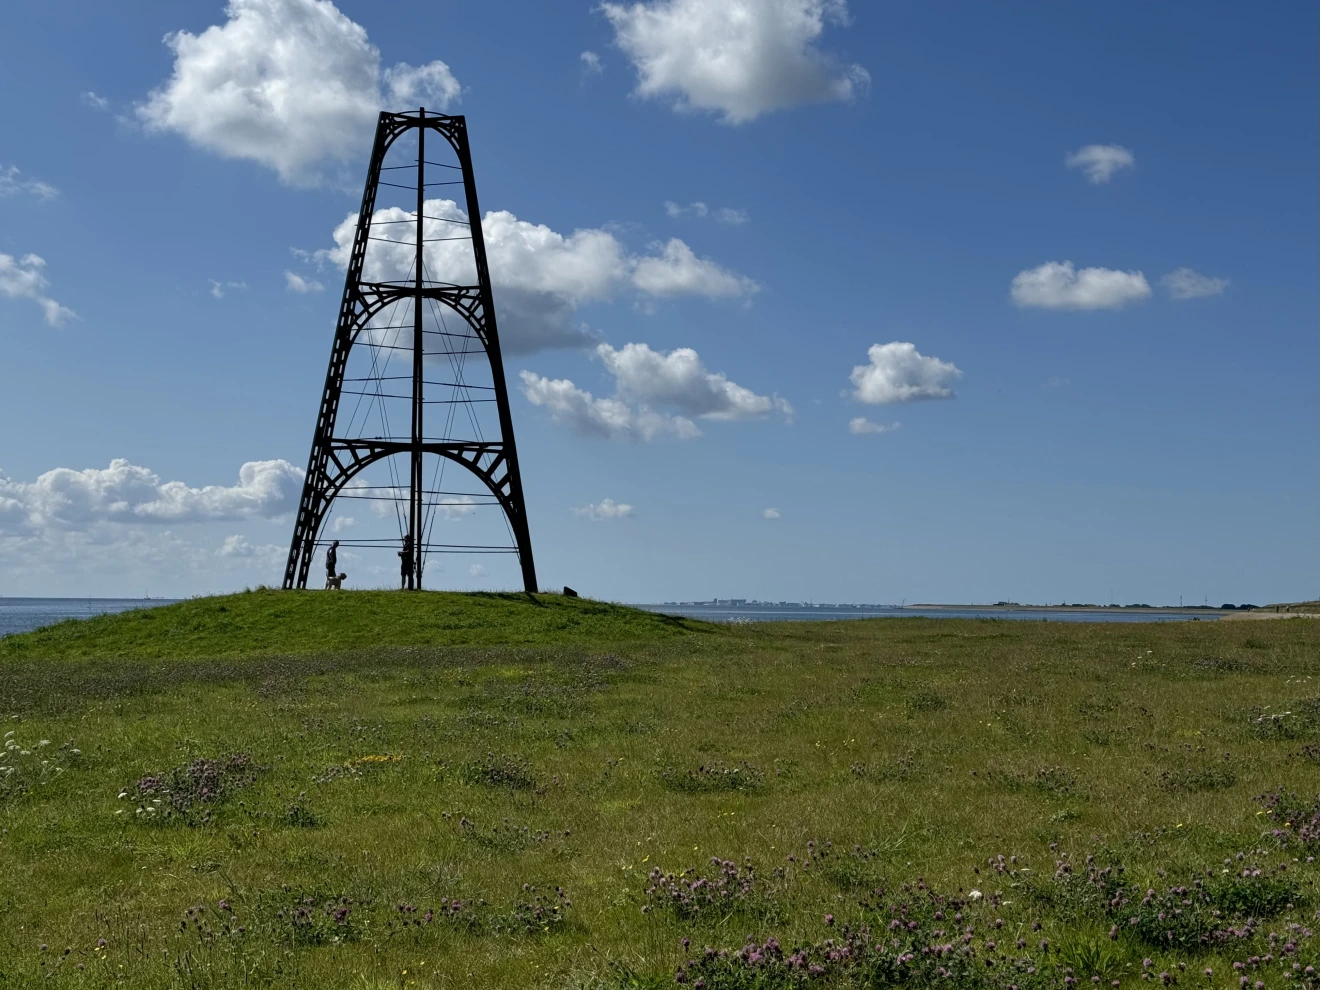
[325,540,339,582]
[399,533,415,590]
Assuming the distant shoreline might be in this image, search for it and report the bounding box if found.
[904,604,1234,615]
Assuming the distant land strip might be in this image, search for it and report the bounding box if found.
[906,604,1234,615]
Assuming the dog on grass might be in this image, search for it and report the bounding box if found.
[325,572,347,590]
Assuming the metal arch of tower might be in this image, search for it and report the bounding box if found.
[282,109,538,593]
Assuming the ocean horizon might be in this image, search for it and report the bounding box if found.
[0,595,1229,639]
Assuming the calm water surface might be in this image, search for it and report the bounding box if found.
[630,604,1224,624]
[0,597,1223,639]
[0,598,180,638]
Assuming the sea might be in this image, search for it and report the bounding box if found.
[629,603,1226,624]
[0,598,180,638]
[0,597,1224,639]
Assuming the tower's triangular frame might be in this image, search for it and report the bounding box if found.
[283,109,537,592]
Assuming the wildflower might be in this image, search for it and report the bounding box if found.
[969,889,983,901]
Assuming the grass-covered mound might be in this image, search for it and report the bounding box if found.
[0,588,709,661]
[0,612,1317,988]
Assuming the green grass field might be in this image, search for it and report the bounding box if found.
[1,590,1316,989]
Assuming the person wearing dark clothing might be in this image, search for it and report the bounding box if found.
[325,540,339,577]
[399,533,415,590]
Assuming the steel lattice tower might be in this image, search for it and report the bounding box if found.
[283,109,537,592]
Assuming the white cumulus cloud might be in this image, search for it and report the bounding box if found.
[573,498,634,520]
[520,371,699,441]
[632,239,758,298]
[285,270,325,293]
[0,458,303,534]
[319,199,757,353]
[601,0,869,124]
[0,253,75,326]
[849,342,962,405]
[382,60,460,107]
[1065,144,1135,184]
[1161,267,1229,300]
[598,342,791,420]
[0,165,58,200]
[762,507,780,520]
[1010,261,1151,311]
[217,534,283,563]
[521,342,788,441]
[136,0,461,185]
[580,51,604,76]
[849,417,900,435]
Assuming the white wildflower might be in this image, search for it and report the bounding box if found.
[968,889,983,901]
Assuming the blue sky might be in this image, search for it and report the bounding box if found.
[0,0,1315,604]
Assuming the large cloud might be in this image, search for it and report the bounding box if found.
[849,342,962,405]
[137,0,459,184]
[317,199,758,353]
[520,341,789,440]
[601,0,868,123]
[0,253,75,327]
[1011,261,1151,311]
[0,458,303,532]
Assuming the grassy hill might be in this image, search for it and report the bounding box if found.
[0,588,709,662]
[0,594,1317,989]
